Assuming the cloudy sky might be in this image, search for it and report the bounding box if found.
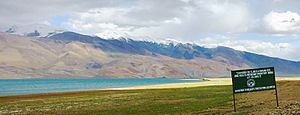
[1,0,300,61]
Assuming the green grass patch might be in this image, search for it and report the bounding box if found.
[0,85,234,114]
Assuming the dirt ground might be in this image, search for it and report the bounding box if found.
[202,80,300,114]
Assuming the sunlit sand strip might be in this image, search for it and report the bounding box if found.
[107,78,232,90]
[276,77,300,81]
[107,77,300,90]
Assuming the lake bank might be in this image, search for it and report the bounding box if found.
[107,78,231,90]
[107,77,300,90]
[1,80,300,114]
[1,77,299,97]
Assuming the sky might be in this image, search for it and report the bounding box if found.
[1,0,300,61]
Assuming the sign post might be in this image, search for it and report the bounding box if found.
[231,67,278,112]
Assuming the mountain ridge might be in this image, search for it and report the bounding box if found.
[0,31,300,79]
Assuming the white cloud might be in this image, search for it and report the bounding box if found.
[0,0,129,28]
[66,0,254,40]
[263,11,300,34]
[164,17,182,24]
[190,0,252,32]
[68,21,134,39]
[197,35,232,48]
[64,1,300,42]
[41,20,51,26]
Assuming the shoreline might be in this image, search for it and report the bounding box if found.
[107,78,231,90]
[1,77,300,97]
[108,77,300,90]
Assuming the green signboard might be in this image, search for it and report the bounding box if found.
[231,67,276,93]
[231,67,279,112]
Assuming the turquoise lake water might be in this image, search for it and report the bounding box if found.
[0,78,201,96]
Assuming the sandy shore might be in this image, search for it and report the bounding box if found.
[108,78,231,90]
[107,77,300,90]
[276,77,300,81]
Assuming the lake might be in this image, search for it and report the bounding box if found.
[0,78,202,96]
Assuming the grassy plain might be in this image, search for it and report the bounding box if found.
[0,79,300,114]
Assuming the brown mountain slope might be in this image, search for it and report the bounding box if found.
[0,33,243,78]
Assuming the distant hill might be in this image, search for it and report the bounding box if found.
[0,31,300,79]
[4,24,64,37]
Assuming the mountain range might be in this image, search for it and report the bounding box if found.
[1,30,300,79]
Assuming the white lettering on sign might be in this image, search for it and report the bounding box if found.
[234,85,276,93]
[234,68,273,78]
